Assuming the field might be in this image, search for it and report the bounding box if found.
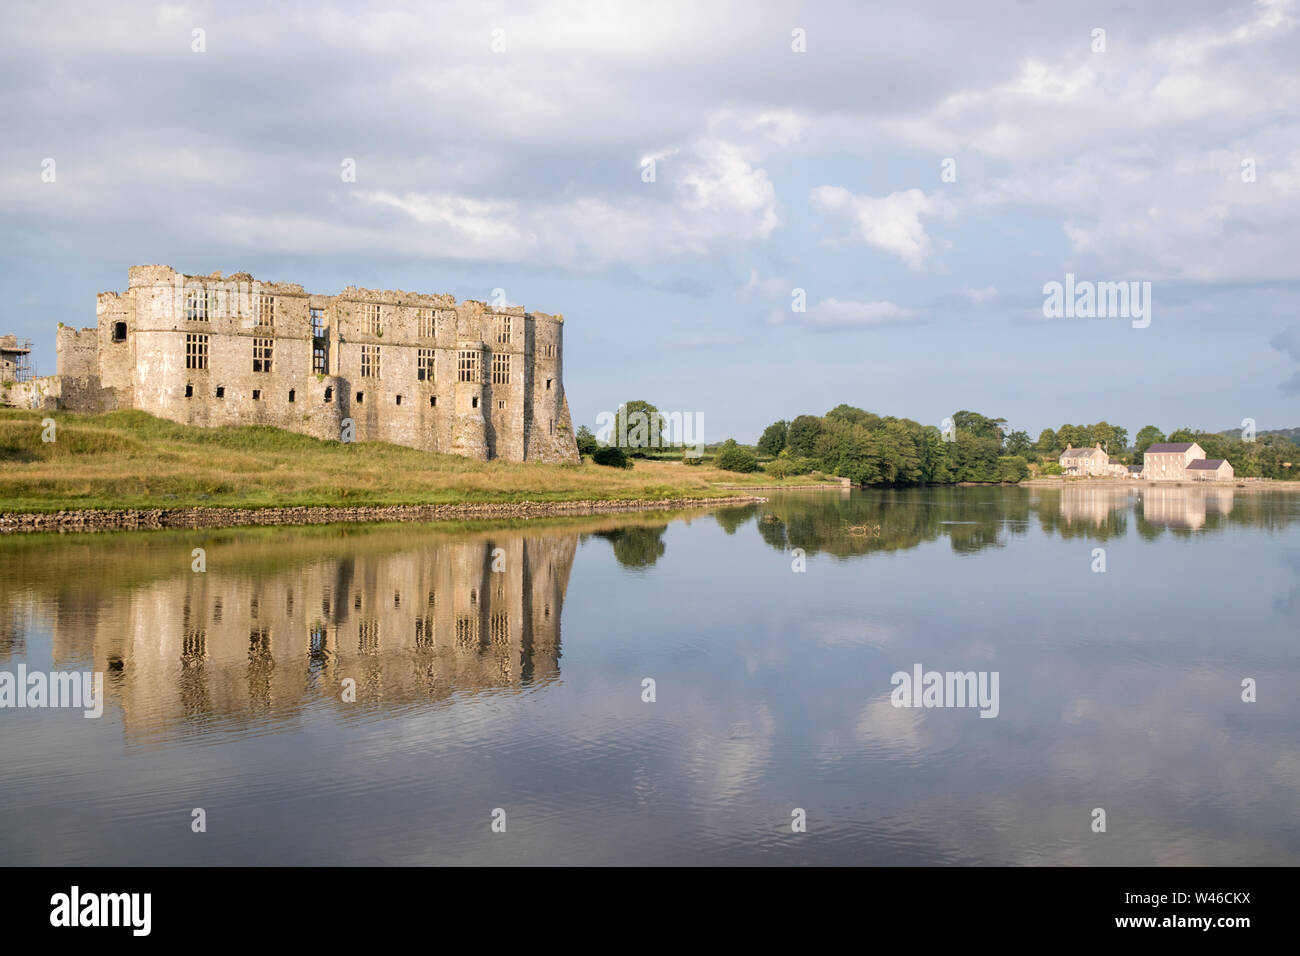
[0,409,833,513]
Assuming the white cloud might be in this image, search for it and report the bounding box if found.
[810,186,945,270]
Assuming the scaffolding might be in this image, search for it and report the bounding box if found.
[1,337,35,382]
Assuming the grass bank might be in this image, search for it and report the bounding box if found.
[0,409,833,513]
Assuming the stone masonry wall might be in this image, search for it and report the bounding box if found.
[36,265,579,463]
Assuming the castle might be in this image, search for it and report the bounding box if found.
[2,265,578,463]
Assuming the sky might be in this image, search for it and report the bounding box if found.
[2,0,1298,444]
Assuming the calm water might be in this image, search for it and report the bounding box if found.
[1,485,1298,865]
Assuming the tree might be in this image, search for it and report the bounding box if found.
[756,420,788,457]
[1036,428,1058,455]
[715,438,758,473]
[575,425,598,458]
[610,400,665,454]
[1134,425,1165,460]
[1005,430,1033,457]
[952,410,1007,443]
[786,415,824,457]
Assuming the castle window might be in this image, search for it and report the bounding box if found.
[185,288,210,321]
[255,294,275,330]
[457,349,479,383]
[216,386,225,398]
[429,396,437,407]
[543,343,555,358]
[497,400,506,410]
[356,392,364,404]
[185,333,209,369]
[549,418,555,435]
[417,348,435,382]
[324,387,333,403]
[288,389,295,403]
[252,389,261,401]
[310,308,324,338]
[252,337,273,373]
[491,352,510,385]
[113,322,127,342]
[185,384,193,398]
[472,396,479,408]
[546,378,552,390]
[395,394,402,406]
[361,343,380,378]
[496,315,511,345]
[418,308,435,338]
[313,342,327,374]
[362,303,381,335]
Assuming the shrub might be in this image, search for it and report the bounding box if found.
[715,439,758,473]
[592,445,632,469]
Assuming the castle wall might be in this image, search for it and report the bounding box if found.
[47,266,579,463]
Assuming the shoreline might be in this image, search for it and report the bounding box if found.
[0,494,766,536]
[1021,477,1300,490]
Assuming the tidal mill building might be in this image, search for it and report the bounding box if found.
[4,265,578,463]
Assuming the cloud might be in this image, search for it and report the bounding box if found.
[809,186,945,270]
[1271,325,1300,362]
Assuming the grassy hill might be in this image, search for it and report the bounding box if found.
[0,409,813,513]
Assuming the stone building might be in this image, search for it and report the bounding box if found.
[1060,442,1114,476]
[5,265,578,463]
[0,335,33,383]
[1141,442,1207,481]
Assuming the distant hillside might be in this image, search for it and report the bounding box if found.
[1216,427,1300,444]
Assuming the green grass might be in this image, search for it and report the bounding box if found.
[0,408,828,513]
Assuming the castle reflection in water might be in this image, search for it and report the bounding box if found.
[23,527,576,735]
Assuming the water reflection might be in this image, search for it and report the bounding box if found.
[2,523,580,738]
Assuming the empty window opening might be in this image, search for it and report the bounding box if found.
[457,349,479,383]
[360,343,379,378]
[395,394,402,406]
[288,389,295,403]
[185,333,209,369]
[255,294,275,330]
[491,352,510,385]
[252,337,273,373]
[471,396,479,408]
[429,395,437,407]
[216,386,225,399]
[184,288,210,321]
[546,378,552,390]
[497,399,506,410]
[113,321,127,342]
[184,384,193,398]
[324,386,333,403]
[356,392,364,404]
[252,389,261,401]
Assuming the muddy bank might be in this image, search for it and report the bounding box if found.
[0,495,766,535]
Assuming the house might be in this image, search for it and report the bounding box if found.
[1127,465,1143,478]
[1060,442,1110,476]
[1187,458,1234,481]
[1142,442,1207,481]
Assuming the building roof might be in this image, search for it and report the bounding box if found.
[1145,442,1196,454]
[1187,459,1228,470]
[1128,465,1142,472]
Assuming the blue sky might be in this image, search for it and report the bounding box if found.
[2,0,1297,443]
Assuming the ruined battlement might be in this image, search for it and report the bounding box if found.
[7,266,578,464]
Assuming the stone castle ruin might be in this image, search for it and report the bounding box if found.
[2,265,578,463]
